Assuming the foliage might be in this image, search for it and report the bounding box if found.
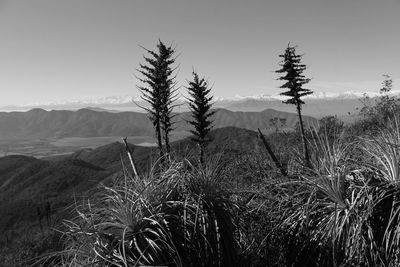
[362,119,400,183]
[318,116,345,142]
[357,74,399,133]
[259,121,400,266]
[269,117,287,133]
[186,71,216,164]
[212,122,400,266]
[137,40,178,158]
[59,159,239,266]
[276,43,313,167]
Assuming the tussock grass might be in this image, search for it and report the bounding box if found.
[55,158,238,266]
[259,121,400,266]
[362,118,400,184]
[29,117,400,267]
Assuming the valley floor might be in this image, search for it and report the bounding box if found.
[0,132,190,158]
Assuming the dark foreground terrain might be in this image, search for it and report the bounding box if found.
[0,126,265,265]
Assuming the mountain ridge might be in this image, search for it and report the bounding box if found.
[0,108,318,140]
[2,90,398,109]
[0,91,389,118]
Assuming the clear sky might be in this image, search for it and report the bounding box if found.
[0,0,399,106]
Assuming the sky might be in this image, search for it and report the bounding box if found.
[0,0,399,106]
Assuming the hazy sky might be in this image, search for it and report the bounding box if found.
[0,0,399,106]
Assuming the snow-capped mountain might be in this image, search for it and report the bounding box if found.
[231,90,400,101]
[1,90,399,120]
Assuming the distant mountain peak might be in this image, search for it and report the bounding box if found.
[229,90,400,101]
[4,90,395,110]
[2,90,400,116]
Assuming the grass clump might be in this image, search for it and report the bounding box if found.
[59,159,238,266]
[25,117,400,266]
[255,121,400,267]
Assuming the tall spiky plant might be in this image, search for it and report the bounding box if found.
[276,43,313,167]
[186,71,215,165]
[137,40,178,159]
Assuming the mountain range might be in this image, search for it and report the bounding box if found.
[1,91,392,118]
[0,108,318,140]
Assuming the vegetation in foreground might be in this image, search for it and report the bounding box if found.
[42,124,398,266]
[1,41,400,266]
[24,76,399,267]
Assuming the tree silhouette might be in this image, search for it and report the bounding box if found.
[137,40,178,159]
[186,71,215,164]
[276,43,313,166]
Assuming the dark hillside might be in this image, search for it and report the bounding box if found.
[70,141,155,173]
[0,155,41,188]
[0,126,265,204]
[0,156,112,243]
[175,126,261,155]
[0,158,110,204]
[0,126,264,235]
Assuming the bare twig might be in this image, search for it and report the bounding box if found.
[257,128,287,176]
[122,137,139,178]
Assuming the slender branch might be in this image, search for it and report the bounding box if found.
[257,128,287,176]
[122,137,138,178]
